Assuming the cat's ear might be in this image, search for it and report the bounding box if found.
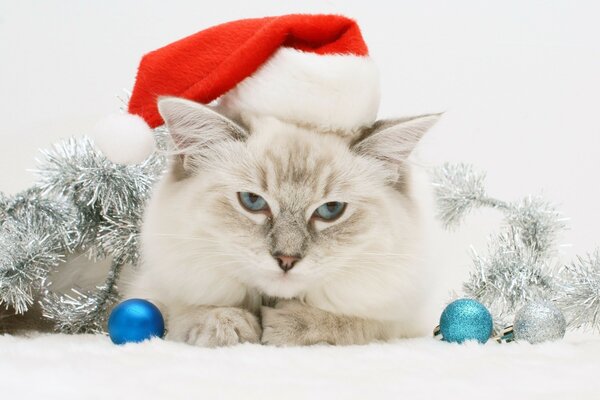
[157,97,248,175]
[352,114,441,164]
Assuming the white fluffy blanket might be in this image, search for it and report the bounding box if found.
[1,332,598,399]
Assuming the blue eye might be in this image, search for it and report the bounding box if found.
[314,202,347,221]
[238,192,269,212]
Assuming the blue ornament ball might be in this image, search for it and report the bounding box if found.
[439,299,493,344]
[108,299,165,345]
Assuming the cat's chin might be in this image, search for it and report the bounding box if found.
[254,273,307,299]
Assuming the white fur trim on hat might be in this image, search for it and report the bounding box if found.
[91,113,155,165]
[219,48,380,133]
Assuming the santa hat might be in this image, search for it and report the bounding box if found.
[95,14,379,164]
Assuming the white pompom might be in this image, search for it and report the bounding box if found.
[91,113,156,165]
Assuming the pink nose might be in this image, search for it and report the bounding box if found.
[274,254,301,272]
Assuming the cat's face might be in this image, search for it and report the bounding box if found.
[152,98,438,299]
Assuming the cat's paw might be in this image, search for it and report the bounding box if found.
[261,300,317,346]
[168,307,261,347]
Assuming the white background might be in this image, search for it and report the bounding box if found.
[1,1,599,299]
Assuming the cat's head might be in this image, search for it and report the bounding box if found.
[152,97,439,299]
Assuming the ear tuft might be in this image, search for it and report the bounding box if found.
[157,97,248,148]
[353,113,441,164]
[157,97,248,175]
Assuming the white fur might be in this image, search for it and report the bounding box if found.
[303,166,434,330]
[124,102,438,341]
[219,48,380,134]
[91,113,155,165]
[124,171,263,316]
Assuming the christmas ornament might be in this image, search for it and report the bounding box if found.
[108,299,165,344]
[513,301,566,344]
[438,299,493,343]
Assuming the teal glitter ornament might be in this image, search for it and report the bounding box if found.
[439,299,493,343]
[108,299,165,345]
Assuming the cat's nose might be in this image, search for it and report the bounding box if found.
[273,253,301,272]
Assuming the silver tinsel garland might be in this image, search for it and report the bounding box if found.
[432,162,600,331]
[40,259,124,334]
[0,188,79,313]
[464,227,555,327]
[0,128,167,333]
[556,250,600,330]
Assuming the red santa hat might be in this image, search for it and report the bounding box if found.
[94,14,380,164]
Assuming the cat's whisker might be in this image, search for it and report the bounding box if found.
[323,266,408,287]
[322,260,415,277]
[151,234,263,261]
[321,254,425,263]
[357,251,422,257]
[149,233,226,243]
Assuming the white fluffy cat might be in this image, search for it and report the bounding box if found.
[125,97,440,347]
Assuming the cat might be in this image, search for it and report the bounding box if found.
[124,96,440,347]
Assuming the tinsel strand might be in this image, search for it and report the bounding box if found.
[0,189,79,313]
[40,259,124,334]
[555,250,600,331]
[0,127,167,330]
[433,163,569,328]
[431,163,509,229]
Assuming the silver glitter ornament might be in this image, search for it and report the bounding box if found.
[513,301,566,343]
